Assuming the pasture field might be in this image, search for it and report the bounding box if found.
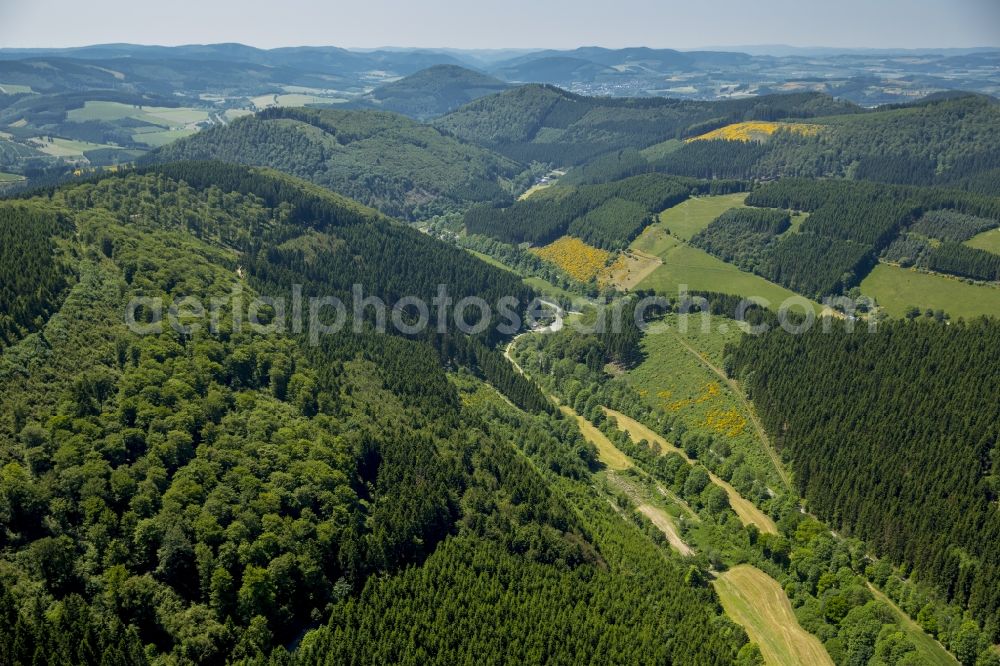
[251,93,347,109]
[714,565,834,666]
[637,241,821,312]
[66,101,210,126]
[656,193,747,240]
[141,107,210,125]
[0,83,34,94]
[224,108,254,121]
[0,171,25,183]
[630,224,680,256]
[132,128,198,148]
[861,263,1000,319]
[32,137,109,157]
[559,405,632,471]
[965,227,1000,255]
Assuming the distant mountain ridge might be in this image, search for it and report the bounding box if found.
[1,43,996,104]
[350,65,509,120]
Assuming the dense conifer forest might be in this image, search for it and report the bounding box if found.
[0,205,75,346]
[729,318,1000,637]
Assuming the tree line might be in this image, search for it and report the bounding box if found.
[728,317,1000,639]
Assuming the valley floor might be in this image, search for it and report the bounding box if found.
[715,565,835,666]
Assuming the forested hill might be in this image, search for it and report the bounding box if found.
[351,64,510,120]
[433,84,860,165]
[144,108,520,219]
[0,162,756,663]
[729,317,1000,635]
[651,94,1000,194]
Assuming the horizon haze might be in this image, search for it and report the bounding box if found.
[2,0,999,50]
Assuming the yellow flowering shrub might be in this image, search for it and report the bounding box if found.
[531,236,613,283]
[687,121,822,143]
[703,408,748,437]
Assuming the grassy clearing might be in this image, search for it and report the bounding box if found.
[518,181,553,200]
[965,227,1000,255]
[784,211,809,234]
[519,170,564,200]
[861,263,1000,319]
[631,224,681,256]
[32,137,109,157]
[522,277,579,303]
[560,405,632,471]
[637,241,821,312]
[618,333,754,450]
[656,193,747,241]
[639,138,684,160]
[606,249,662,290]
[132,128,198,148]
[714,565,834,666]
[224,108,254,122]
[637,504,694,556]
[251,93,346,110]
[0,83,34,94]
[0,172,25,183]
[66,101,209,127]
[142,107,210,125]
[635,194,822,311]
[866,585,958,666]
[618,312,789,489]
[464,249,518,273]
[662,315,792,488]
[603,407,778,534]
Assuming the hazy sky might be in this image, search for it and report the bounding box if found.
[1,0,998,50]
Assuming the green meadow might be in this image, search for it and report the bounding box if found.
[656,193,747,240]
[965,227,1000,255]
[861,263,1000,319]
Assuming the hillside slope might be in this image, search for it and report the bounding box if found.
[434,84,859,165]
[146,107,520,219]
[0,162,758,664]
[352,64,509,120]
[730,318,1000,636]
[657,94,1000,193]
